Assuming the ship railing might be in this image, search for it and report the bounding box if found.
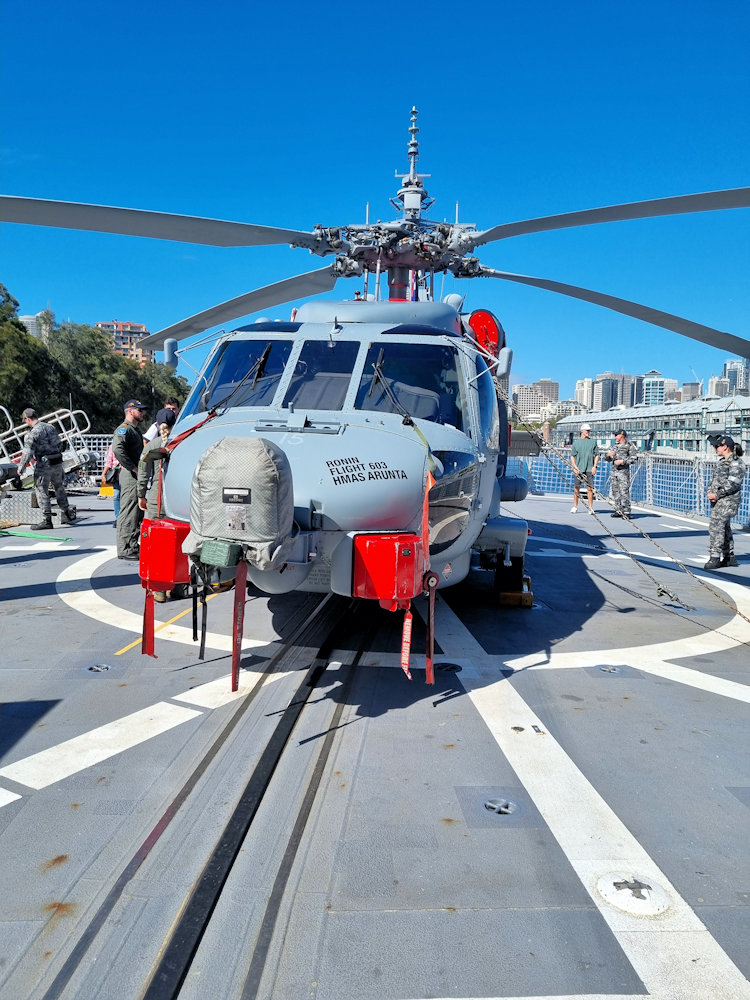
[1,407,96,490]
[508,451,749,528]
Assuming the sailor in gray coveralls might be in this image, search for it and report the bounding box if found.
[17,408,76,530]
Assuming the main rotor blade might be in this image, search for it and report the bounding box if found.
[471,187,750,247]
[0,195,321,249]
[140,265,339,349]
[481,267,750,357]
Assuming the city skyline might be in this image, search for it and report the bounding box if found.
[2,4,748,392]
[515,356,749,407]
[513,356,749,420]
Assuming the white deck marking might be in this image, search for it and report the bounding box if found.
[173,666,295,709]
[55,547,271,652]
[2,541,79,551]
[0,702,202,789]
[401,995,638,1000]
[432,598,750,1000]
[0,787,22,808]
[531,535,604,551]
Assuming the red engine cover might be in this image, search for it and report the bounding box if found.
[352,533,427,602]
[140,518,190,590]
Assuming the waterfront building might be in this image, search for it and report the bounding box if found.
[95,320,154,363]
[554,394,750,457]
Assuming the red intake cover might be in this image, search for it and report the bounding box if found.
[352,533,427,602]
[140,518,191,590]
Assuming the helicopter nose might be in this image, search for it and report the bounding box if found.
[289,424,431,533]
[181,435,295,570]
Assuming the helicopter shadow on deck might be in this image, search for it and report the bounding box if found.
[263,594,464,724]
[441,517,625,665]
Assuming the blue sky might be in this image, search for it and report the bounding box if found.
[1,0,748,399]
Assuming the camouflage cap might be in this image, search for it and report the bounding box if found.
[708,433,734,449]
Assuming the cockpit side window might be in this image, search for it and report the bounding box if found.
[182,340,293,414]
[475,353,500,450]
[281,340,359,410]
[354,343,464,429]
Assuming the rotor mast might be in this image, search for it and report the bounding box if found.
[387,107,436,300]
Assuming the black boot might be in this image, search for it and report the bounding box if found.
[720,554,739,568]
[31,516,54,531]
[61,507,77,523]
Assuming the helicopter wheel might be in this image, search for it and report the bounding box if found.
[493,556,525,596]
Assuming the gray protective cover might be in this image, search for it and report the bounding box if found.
[182,436,294,569]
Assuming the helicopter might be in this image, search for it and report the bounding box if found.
[2,109,749,687]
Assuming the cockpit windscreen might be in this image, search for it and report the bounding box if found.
[282,341,359,410]
[354,343,464,429]
[183,340,293,414]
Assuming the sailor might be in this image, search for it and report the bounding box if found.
[137,423,189,602]
[143,397,180,443]
[704,433,745,570]
[17,408,77,530]
[113,399,147,561]
[604,428,638,518]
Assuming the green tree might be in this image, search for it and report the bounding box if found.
[0,291,74,422]
[0,288,190,433]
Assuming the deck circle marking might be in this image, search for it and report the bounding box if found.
[596,872,671,916]
[55,546,268,653]
[54,544,750,664]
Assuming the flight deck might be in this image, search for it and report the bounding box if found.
[1,492,749,1000]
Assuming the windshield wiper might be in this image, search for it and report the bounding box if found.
[369,350,413,425]
[251,342,273,389]
[210,342,273,412]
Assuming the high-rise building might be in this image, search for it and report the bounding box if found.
[95,321,153,363]
[512,384,551,419]
[531,378,559,403]
[19,312,53,346]
[708,375,730,398]
[593,371,635,409]
[663,378,679,402]
[680,382,701,402]
[575,378,594,409]
[642,370,667,406]
[593,377,618,412]
[723,359,749,392]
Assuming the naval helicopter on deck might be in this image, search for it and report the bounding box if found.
[2,109,749,685]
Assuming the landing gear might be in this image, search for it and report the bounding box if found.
[492,555,525,595]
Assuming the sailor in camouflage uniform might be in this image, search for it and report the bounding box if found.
[113,399,147,560]
[604,428,638,518]
[17,408,76,530]
[704,433,745,570]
